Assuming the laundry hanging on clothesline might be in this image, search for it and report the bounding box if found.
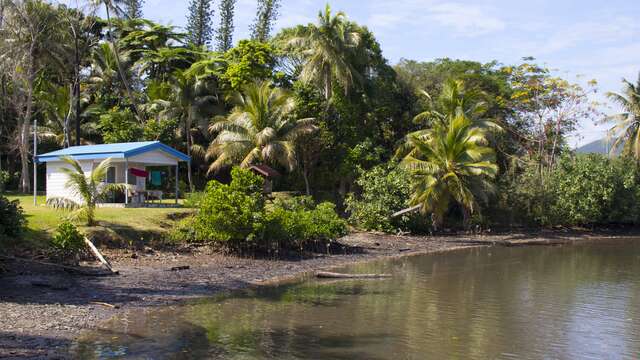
[129,168,149,178]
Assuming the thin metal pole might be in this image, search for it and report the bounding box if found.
[175,164,179,205]
[124,158,128,205]
[33,119,37,206]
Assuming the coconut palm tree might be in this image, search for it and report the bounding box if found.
[91,0,139,115]
[414,79,492,127]
[284,4,361,100]
[604,73,640,159]
[47,156,124,226]
[397,113,498,228]
[206,81,316,174]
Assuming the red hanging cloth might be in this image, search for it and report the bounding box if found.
[129,168,149,178]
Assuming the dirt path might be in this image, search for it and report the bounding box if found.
[1,230,638,359]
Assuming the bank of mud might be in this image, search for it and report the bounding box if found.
[1,229,638,359]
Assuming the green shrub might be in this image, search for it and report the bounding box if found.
[265,201,347,250]
[345,164,430,233]
[0,195,26,246]
[171,167,347,253]
[491,165,555,226]
[183,191,206,208]
[51,220,85,255]
[306,202,348,240]
[190,167,266,250]
[492,155,640,227]
[549,155,639,225]
[0,171,10,193]
[168,215,198,243]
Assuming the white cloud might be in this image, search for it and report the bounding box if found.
[367,1,505,37]
[428,3,505,36]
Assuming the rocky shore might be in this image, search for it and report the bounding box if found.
[1,229,638,359]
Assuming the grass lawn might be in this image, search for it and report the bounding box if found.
[7,194,193,249]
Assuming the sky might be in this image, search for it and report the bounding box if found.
[140,0,640,147]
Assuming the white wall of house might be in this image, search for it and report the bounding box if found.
[45,159,148,204]
[45,160,93,203]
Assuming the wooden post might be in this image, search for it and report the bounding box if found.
[33,119,37,206]
[124,158,128,205]
[175,164,179,204]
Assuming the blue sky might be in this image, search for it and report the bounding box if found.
[141,0,640,146]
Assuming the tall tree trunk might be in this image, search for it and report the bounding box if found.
[19,54,36,193]
[185,109,194,191]
[74,27,81,146]
[63,83,73,148]
[0,0,5,27]
[104,2,139,116]
[0,74,5,173]
[324,70,331,101]
[302,164,311,196]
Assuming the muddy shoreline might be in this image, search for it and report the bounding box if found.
[2,229,639,359]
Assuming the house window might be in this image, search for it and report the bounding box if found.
[127,169,136,185]
[106,167,116,183]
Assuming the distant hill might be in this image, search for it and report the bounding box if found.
[575,138,621,155]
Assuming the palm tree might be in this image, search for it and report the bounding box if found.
[152,69,220,190]
[414,79,492,127]
[284,4,361,100]
[47,156,124,226]
[92,0,139,115]
[206,81,316,174]
[397,114,498,228]
[604,73,640,159]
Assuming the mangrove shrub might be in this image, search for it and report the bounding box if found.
[172,168,347,253]
[345,164,430,233]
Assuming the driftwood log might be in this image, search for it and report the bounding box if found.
[391,205,422,218]
[316,271,391,279]
[84,237,118,274]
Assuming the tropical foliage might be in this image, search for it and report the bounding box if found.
[398,113,498,227]
[603,75,640,159]
[172,167,346,253]
[345,164,429,233]
[0,0,636,237]
[51,220,85,257]
[206,81,316,174]
[0,195,26,246]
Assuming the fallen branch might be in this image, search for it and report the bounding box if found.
[391,205,422,218]
[90,301,120,309]
[84,237,118,274]
[316,271,391,279]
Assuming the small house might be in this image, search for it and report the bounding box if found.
[35,141,190,207]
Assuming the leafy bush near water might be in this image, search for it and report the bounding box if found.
[494,154,640,226]
[0,195,26,247]
[170,168,347,253]
[265,197,347,250]
[345,164,431,233]
[51,220,85,256]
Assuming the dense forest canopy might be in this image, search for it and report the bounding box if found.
[0,0,638,229]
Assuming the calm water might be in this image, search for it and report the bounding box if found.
[76,239,640,359]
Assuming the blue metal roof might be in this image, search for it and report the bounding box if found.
[36,141,190,163]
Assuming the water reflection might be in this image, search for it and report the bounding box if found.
[76,239,640,359]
